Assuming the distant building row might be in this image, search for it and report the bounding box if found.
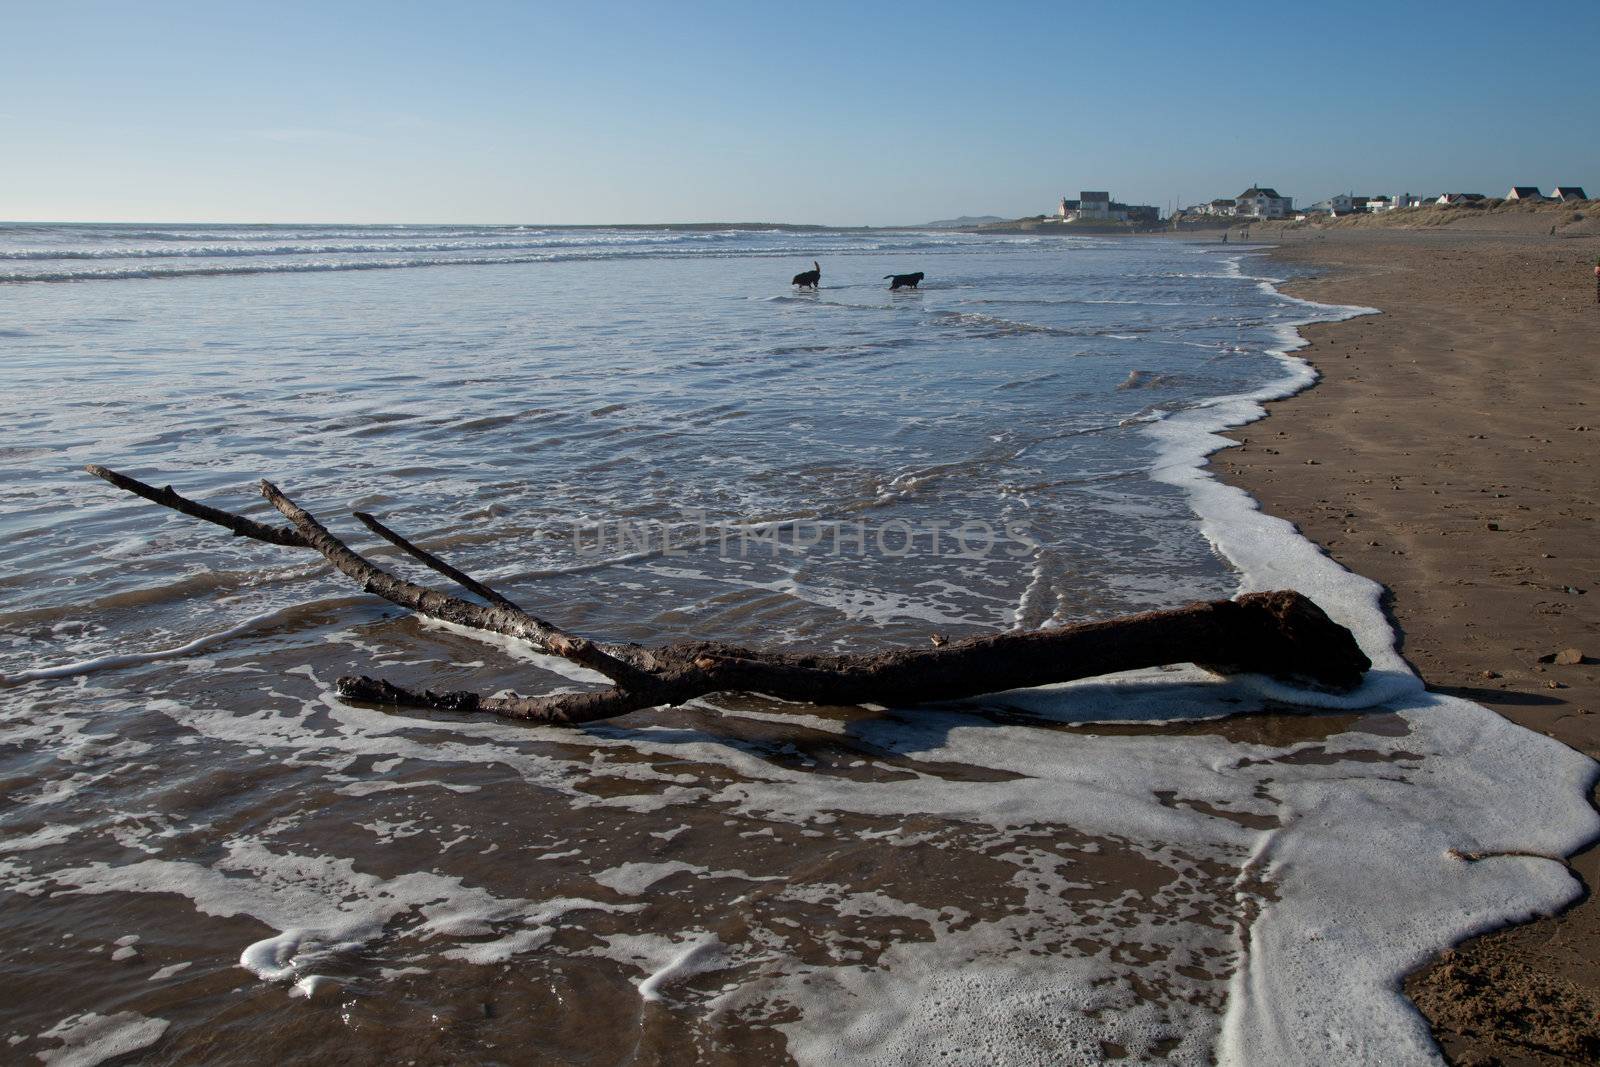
[1303,193,1427,216]
[1180,183,1587,222]
[1058,182,1586,228]
[1305,185,1587,216]
[1054,191,1160,226]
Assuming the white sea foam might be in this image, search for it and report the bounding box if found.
[636,935,728,1002]
[147,962,190,982]
[33,836,640,986]
[35,1011,169,1067]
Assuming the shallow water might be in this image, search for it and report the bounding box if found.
[0,225,1593,1065]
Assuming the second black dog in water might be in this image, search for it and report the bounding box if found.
[885,272,924,290]
[791,261,821,289]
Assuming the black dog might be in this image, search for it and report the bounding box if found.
[791,261,821,289]
[885,271,924,291]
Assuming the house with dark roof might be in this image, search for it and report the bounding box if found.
[1552,186,1588,201]
[1234,185,1293,219]
[1436,192,1486,205]
[1076,191,1114,220]
[1054,190,1160,225]
[1506,186,1546,201]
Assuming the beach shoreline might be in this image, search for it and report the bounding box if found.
[1207,227,1600,1063]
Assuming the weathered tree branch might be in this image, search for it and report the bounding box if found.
[85,464,1373,727]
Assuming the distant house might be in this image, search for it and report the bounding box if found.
[1506,186,1545,201]
[1363,194,1427,212]
[1077,191,1114,220]
[1234,186,1293,219]
[1436,192,1486,205]
[1204,198,1237,217]
[1365,194,1428,212]
[1552,186,1588,201]
[1054,190,1160,224]
[1307,193,1374,216]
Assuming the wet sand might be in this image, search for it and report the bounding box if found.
[1210,227,1600,1063]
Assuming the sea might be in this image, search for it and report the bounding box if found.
[0,224,1594,1065]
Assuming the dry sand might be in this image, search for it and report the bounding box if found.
[1208,222,1599,1064]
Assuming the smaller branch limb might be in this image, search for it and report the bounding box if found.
[260,481,657,690]
[337,675,662,725]
[83,464,660,687]
[85,465,308,548]
[352,511,522,612]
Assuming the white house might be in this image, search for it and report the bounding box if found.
[1506,186,1546,201]
[1233,186,1293,219]
[1436,192,1486,205]
[1306,194,1361,216]
[1323,193,1372,215]
[1552,186,1588,201]
[1362,194,1424,213]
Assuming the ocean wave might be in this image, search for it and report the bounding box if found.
[0,233,743,261]
[0,242,1057,284]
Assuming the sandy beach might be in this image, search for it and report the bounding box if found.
[1211,224,1600,1063]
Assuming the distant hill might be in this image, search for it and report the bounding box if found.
[916,215,1007,229]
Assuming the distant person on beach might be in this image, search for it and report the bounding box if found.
[1222,233,1228,244]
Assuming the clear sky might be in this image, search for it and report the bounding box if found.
[4,0,1596,225]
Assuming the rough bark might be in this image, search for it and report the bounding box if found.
[85,464,1372,726]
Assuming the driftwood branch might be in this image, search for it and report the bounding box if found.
[84,465,1372,726]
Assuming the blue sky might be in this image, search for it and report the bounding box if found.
[3,0,1595,224]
